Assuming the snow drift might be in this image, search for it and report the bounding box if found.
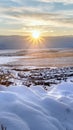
[0,79,73,130]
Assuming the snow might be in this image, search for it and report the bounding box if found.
[0,79,73,130]
[0,57,17,64]
[0,56,30,65]
[0,49,73,130]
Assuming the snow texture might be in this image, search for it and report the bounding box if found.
[0,79,73,130]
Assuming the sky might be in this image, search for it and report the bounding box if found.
[0,0,73,36]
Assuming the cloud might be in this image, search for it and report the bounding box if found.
[10,0,73,4]
[0,0,73,36]
[40,0,73,4]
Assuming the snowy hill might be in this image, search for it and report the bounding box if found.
[0,49,73,130]
[0,79,73,130]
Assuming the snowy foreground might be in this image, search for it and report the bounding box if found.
[0,49,73,130]
[0,78,73,130]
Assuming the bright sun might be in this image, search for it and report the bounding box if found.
[27,30,44,48]
[32,30,40,39]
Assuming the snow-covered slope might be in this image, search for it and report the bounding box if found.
[0,79,73,130]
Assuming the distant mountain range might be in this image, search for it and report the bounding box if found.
[0,35,73,49]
